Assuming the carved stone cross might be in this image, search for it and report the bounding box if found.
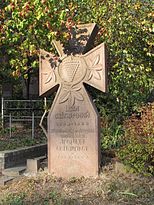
[39,23,107,177]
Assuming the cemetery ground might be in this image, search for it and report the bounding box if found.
[0,127,46,151]
[0,154,153,205]
[0,103,153,204]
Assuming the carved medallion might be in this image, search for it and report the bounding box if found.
[58,56,87,85]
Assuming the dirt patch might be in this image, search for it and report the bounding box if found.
[0,162,153,205]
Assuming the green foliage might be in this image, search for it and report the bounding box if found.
[0,193,25,205]
[48,191,63,205]
[117,103,154,176]
[0,130,46,151]
[0,190,63,205]
[88,0,153,117]
[0,1,153,150]
[100,109,124,150]
[0,0,153,109]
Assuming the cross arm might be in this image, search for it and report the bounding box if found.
[84,43,108,93]
[39,49,59,97]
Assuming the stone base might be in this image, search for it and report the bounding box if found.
[2,166,26,177]
[27,156,47,173]
[0,144,47,172]
[0,176,15,186]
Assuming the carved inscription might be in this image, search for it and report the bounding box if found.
[49,101,95,161]
[55,111,90,119]
[56,138,88,152]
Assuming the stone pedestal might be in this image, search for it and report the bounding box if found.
[48,88,100,177]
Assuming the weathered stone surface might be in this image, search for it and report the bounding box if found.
[2,166,26,177]
[0,176,15,186]
[48,90,100,177]
[27,159,40,173]
[39,23,107,178]
[27,156,46,173]
[0,144,47,171]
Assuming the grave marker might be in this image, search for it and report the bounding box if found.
[2,83,13,98]
[39,23,107,177]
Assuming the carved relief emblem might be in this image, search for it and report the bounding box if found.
[43,70,56,84]
[39,24,107,105]
[58,56,87,86]
[59,85,83,106]
[87,54,103,81]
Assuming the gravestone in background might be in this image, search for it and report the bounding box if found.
[39,23,108,177]
[29,76,39,99]
[2,83,13,98]
[22,76,39,99]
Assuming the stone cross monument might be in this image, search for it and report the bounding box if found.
[39,23,107,177]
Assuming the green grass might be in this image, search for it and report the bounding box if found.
[0,128,46,151]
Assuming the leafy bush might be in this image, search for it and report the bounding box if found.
[100,107,124,150]
[0,0,153,113]
[117,103,154,176]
